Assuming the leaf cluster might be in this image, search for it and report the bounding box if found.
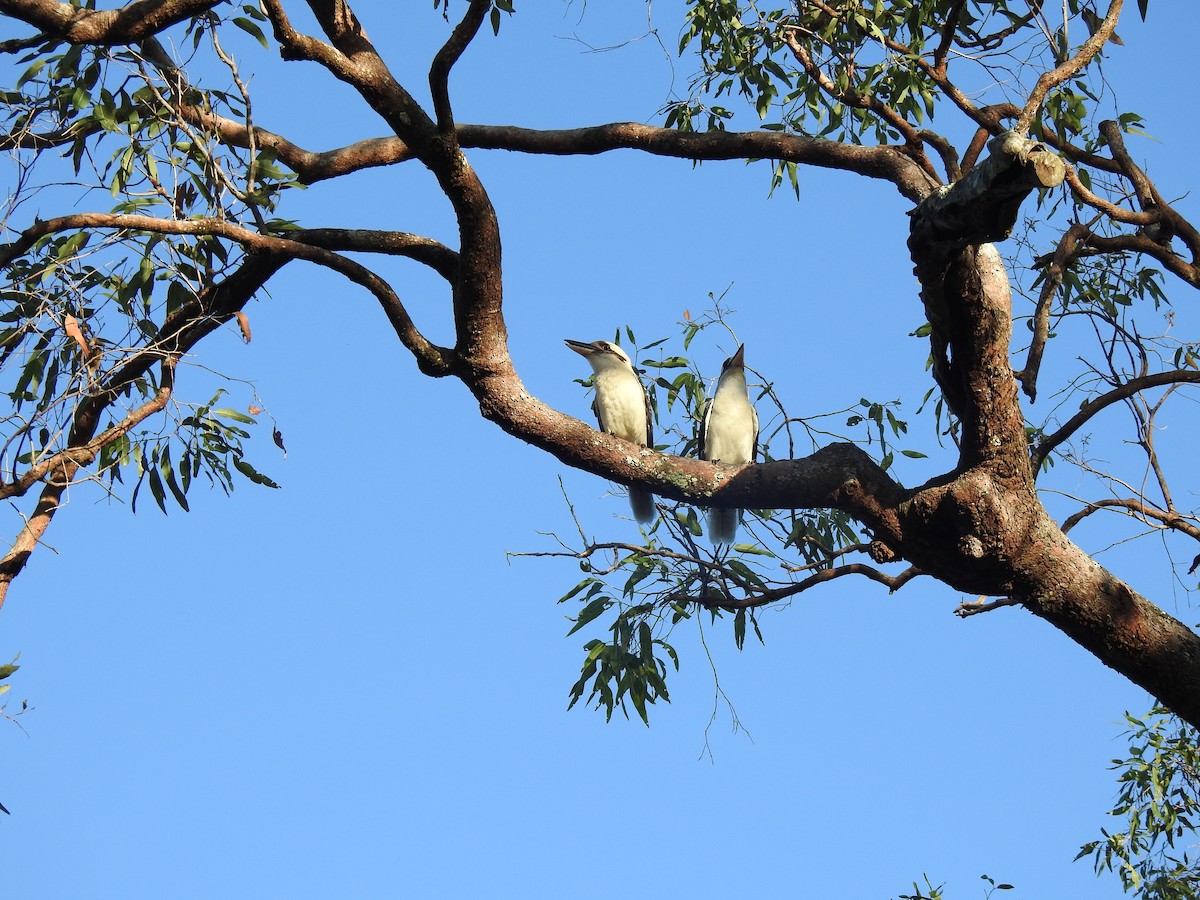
[1078,708,1200,899]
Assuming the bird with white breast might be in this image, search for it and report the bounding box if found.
[699,344,758,544]
[565,339,656,524]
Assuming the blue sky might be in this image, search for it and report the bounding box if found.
[2,3,1197,897]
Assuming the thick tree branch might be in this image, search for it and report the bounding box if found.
[262,2,506,371]
[264,0,437,148]
[458,122,938,203]
[910,132,1066,254]
[909,135,1065,447]
[0,0,222,43]
[1015,517,1200,729]
[470,364,909,546]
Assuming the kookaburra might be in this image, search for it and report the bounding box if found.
[565,339,656,524]
[699,344,758,544]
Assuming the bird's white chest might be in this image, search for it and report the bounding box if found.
[704,374,756,464]
[594,369,647,444]
[704,403,754,463]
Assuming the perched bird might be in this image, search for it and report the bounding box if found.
[565,339,656,523]
[699,344,758,544]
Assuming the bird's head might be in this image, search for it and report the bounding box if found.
[721,344,746,373]
[565,339,635,373]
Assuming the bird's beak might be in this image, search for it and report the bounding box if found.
[565,339,596,357]
[730,344,745,368]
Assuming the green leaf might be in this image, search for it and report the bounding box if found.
[232,458,280,489]
[567,597,610,636]
[732,543,774,556]
[16,58,47,90]
[161,449,190,512]
[641,356,690,369]
[556,577,598,605]
[213,407,256,424]
[232,16,270,48]
[147,461,168,514]
[0,663,18,681]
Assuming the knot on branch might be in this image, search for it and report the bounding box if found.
[868,540,898,564]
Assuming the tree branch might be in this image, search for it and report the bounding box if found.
[457,122,938,203]
[779,23,939,181]
[1017,221,1091,401]
[292,228,459,283]
[693,563,924,612]
[1015,0,1124,133]
[0,367,176,503]
[0,213,458,375]
[1099,119,1200,261]
[1060,497,1200,543]
[954,596,1023,617]
[0,0,222,43]
[909,132,1066,255]
[1032,370,1200,470]
[908,135,1063,460]
[428,0,489,134]
[0,360,175,610]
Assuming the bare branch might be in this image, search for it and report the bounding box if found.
[292,228,459,283]
[457,122,938,203]
[429,0,490,133]
[1079,232,1200,289]
[1064,168,1156,227]
[910,133,1066,256]
[932,0,968,74]
[1099,119,1200,260]
[1060,498,1200,544]
[1033,369,1200,470]
[1017,220,1091,401]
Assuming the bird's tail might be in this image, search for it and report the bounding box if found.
[629,488,656,524]
[708,507,740,545]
